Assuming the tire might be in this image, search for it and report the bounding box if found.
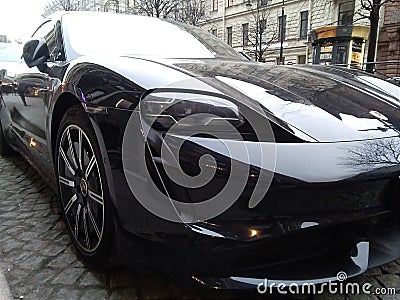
[0,120,14,156]
[55,105,115,266]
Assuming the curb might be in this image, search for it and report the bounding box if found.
[0,265,12,300]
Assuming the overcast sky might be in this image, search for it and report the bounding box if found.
[0,0,49,41]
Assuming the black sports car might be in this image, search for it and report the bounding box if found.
[0,11,400,289]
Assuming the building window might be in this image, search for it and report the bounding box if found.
[276,57,285,64]
[318,42,333,64]
[260,0,269,6]
[227,26,233,46]
[278,15,286,42]
[199,0,205,16]
[259,19,267,43]
[213,0,218,11]
[300,11,308,39]
[335,44,348,65]
[338,2,354,26]
[298,55,306,64]
[351,39,363,68]
[227,0,233,7]
[242,23,249,46]
[212,29,218,36]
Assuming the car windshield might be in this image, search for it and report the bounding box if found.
[62,13,243,60]
[0,43,21,62]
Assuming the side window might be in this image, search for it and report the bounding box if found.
[32,20,65,62]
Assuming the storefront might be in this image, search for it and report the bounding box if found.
[310,25,370,68]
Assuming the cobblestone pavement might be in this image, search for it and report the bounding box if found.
[0,154,399,300]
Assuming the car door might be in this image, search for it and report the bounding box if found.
[7,20,65,163]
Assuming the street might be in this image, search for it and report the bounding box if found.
[0,154,399,300]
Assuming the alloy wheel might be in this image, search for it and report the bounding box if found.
[57,124,104,252]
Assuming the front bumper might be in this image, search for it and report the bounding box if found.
[195,224,400,289]
[115,200,400,289]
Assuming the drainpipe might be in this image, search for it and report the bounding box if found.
[279,0,285,64]
[305,0,312,64]
[222,0,226,41]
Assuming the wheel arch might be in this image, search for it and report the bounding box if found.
[50,92,81,160]
[50,93,119,217]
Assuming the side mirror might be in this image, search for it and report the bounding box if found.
[22,39,50,68]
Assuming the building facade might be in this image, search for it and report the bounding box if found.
[101,0,137,13]
[376,0,400,78]
[199,0,374,65]
[43,0,137,17]
[43,0,104,17]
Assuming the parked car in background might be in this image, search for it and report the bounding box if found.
[0,42,22,94]
[327,67,400,100]
[0,11,399,289]
[388,77,400,87]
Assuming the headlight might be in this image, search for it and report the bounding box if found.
[140,91,244,131]
[139,89,304,143]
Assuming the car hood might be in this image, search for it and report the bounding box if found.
[153,58,400,143]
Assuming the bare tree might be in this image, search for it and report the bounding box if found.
[43,0,78,16]
[355,0,396,73]
[135,0,179,18]
[43,0,101,17]
[244,0,277,62]
[342,137,400,171]
[177,0,205,26]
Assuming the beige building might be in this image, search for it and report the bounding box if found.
[43,0,103,17]
[101,0,136,13]
[43,0,136,17]
[199,0,375,66]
